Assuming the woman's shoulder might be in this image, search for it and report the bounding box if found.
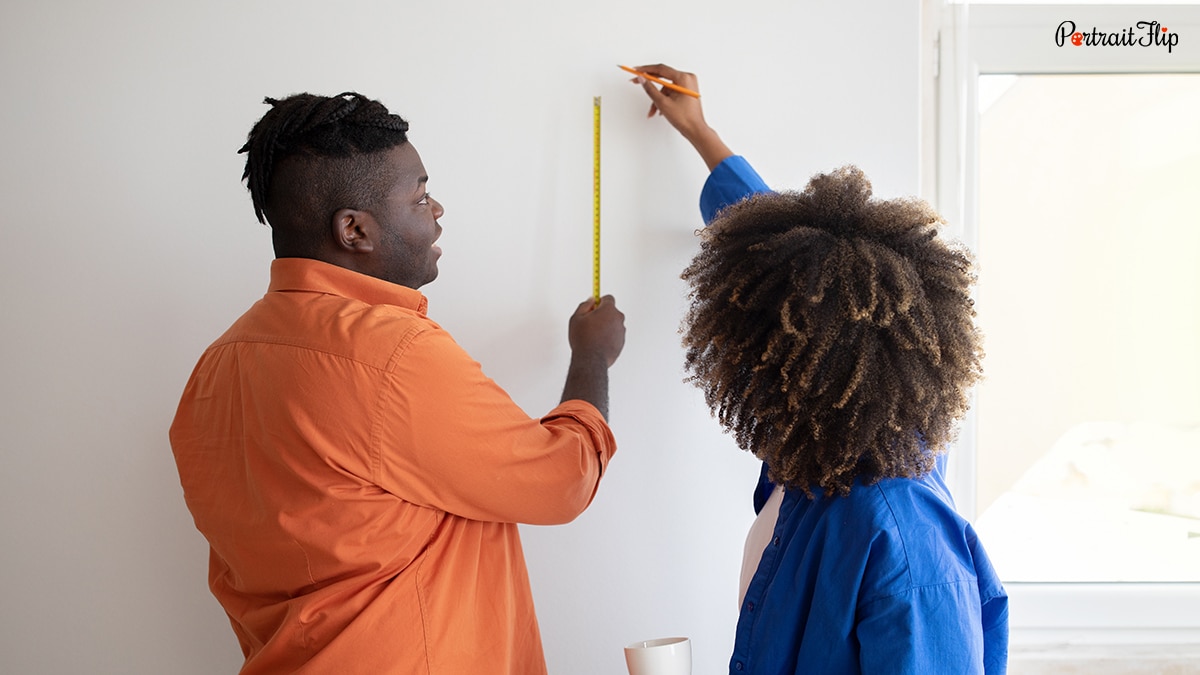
[856,475,985,592]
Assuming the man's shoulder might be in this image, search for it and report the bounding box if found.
[206,290,444,370]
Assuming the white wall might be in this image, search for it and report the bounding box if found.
[0,1,919,673]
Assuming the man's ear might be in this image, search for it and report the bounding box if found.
[331,208,375,253]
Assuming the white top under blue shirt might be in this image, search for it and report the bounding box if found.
[700,156,1010,674]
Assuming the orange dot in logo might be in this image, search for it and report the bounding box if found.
[1162,26,1168,32]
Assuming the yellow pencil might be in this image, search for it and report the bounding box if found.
[618,65,701,98]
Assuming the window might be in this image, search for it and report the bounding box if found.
[930,1,1200,650]
[973,72,1200,584]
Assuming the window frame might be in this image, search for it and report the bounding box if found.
[928,1,1200,648]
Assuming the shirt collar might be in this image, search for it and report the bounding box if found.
[267,257,429,315]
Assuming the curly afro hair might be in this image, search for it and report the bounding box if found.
[681,166,983,497]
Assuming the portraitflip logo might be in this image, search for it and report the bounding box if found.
[1056,20,1179,53]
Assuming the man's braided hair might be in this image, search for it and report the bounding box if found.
[681,166,983,497]
[238,92,410,251]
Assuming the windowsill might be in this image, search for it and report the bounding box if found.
[1012,633,1200,673]
[1007,582,1200,670]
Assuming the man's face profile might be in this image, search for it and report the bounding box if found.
[367,143,444,289]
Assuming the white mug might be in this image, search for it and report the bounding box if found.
[624,636,691,675]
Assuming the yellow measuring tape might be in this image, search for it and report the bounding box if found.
[592,96,601,306]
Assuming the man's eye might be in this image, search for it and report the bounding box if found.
[418,193,431,206]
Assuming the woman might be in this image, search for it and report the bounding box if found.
[631,64,1008,674]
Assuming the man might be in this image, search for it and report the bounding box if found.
[631,65,1008,673]
[170,91,625,674]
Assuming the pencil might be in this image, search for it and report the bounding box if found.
[618,65,701,99]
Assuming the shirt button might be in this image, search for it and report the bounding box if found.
[735,662,744,671]
[746,601,755,611]
[773,536,780,546]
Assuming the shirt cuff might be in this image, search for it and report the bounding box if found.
[699,155,771,225]
[543,399,618,468]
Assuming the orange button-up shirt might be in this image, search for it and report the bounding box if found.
[169,258,616,674]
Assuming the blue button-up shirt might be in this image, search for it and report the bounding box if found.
[700,157,1009,674]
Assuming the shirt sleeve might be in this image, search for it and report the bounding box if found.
[855,581,989,674]
[981,591,1010,674]
[699,155,771,225]
[371,323,616,525]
